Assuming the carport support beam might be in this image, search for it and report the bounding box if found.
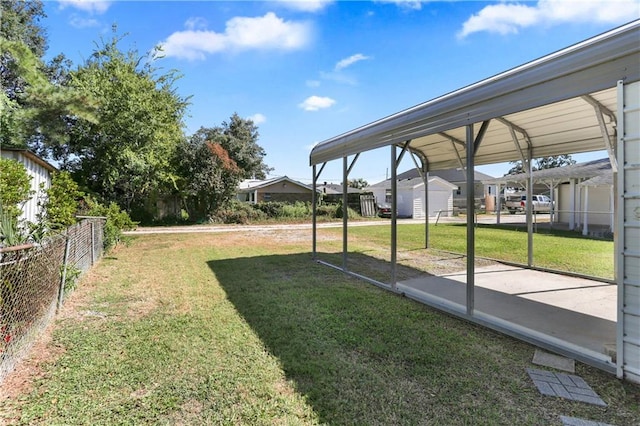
[312,162,326,260]
[342,156,348,271]
[391,145,398,289]
[466,124,475,315]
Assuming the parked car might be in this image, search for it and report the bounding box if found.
[377,203,396,218]
[504,194,552,214]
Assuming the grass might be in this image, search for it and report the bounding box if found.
[324,223,614,280]
[2,230,637,425]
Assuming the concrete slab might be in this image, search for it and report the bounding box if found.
[533,349,576,373]
[398,265,617,355]
[527,368,607,406]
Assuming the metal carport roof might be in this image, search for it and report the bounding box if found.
[310,20,640,170]
[309,20,640,383]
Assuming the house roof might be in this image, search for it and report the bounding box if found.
[579,174,613,187]
[309,21,639,172]
[367,175,457,191]
[396,168,493,183]
[0,147,58,172]
[482,158,612,185]
[237,176,314,192]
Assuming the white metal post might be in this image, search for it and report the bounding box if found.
[391,145,398,289]
[466,124,475,315]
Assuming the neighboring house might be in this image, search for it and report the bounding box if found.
[0,148,57,224]
[366,175,457,218]
[237,176,317,204]
[483,158,614,232]
[395,168,495,208]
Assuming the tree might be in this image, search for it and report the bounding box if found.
[505,155,576,176]
[348,178,369,190]
[60,33,189,216]
[0,0,48,102]
[190,114,272,180]
[174,137,243,219]
[1,29,95,149]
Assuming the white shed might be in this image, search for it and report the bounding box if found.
[0,148,57,224]
[367,176,456,218]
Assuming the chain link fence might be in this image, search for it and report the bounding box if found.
[0,217,105,384]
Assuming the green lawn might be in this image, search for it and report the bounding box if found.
[2,230,636,425]
[326,223,614,280]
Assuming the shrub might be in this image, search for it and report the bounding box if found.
[40,171,83,230]
[280,202,312,218]
[81,197,137,251]
[334,201,359,219]
[212,201,266,224]
[0,157,32,223]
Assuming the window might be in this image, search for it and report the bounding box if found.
[263,193,271,201]
[456,186,461,195]
[385,189,392,203]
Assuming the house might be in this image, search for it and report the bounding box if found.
[395,168,495,209]
[0,148,57,224]
[367,175,457,218]
[237,176,316,204]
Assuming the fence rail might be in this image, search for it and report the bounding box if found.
[0,217,105,384]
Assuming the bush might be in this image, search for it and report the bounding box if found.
[211,201,266,224]
[0,157,32,223]
[40,171,83,230]
[81,197,137,251]
[334,201,359,219]
[279,202,312,219]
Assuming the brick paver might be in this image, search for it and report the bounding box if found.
[526,368,607,407]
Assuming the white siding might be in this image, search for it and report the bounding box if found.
[618,80,640,383]
[581,186,613,227]
[0,151,52,224]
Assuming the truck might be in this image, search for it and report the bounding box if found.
[504,194,552,214]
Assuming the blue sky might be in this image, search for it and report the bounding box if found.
[42,1,638,185]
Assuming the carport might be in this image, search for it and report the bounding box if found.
[309,21,639,382]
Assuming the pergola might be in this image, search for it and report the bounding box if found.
[309,21,640,382]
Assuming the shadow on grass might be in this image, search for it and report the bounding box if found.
[206,251,622,424]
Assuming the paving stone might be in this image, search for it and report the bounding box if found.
[526,368,607,406]
[560,415,614,426]
[533,349,576,373]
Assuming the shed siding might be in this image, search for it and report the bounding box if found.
[619,80,640,383]
[1,151,52,224]
[582,186,612,227]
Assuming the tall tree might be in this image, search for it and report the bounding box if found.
[174,137,243,218]
[191,114,272,180]
[0,0,48,101]
[348,178,369,189]
[1,1,95,149]
[62,34,189,216]
[505,155,576,176]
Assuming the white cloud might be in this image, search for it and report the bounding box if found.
[276,0,334,12]
[376,0,425,11]
[335,53,371,71]
[69,14,100,28]
[160,12,312,60]
[458,0,638,39]
[58,0,111,14]
[299,96,336,111]
[306,80,321,88]
[185,17,208,31]
[248,113,267,124]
